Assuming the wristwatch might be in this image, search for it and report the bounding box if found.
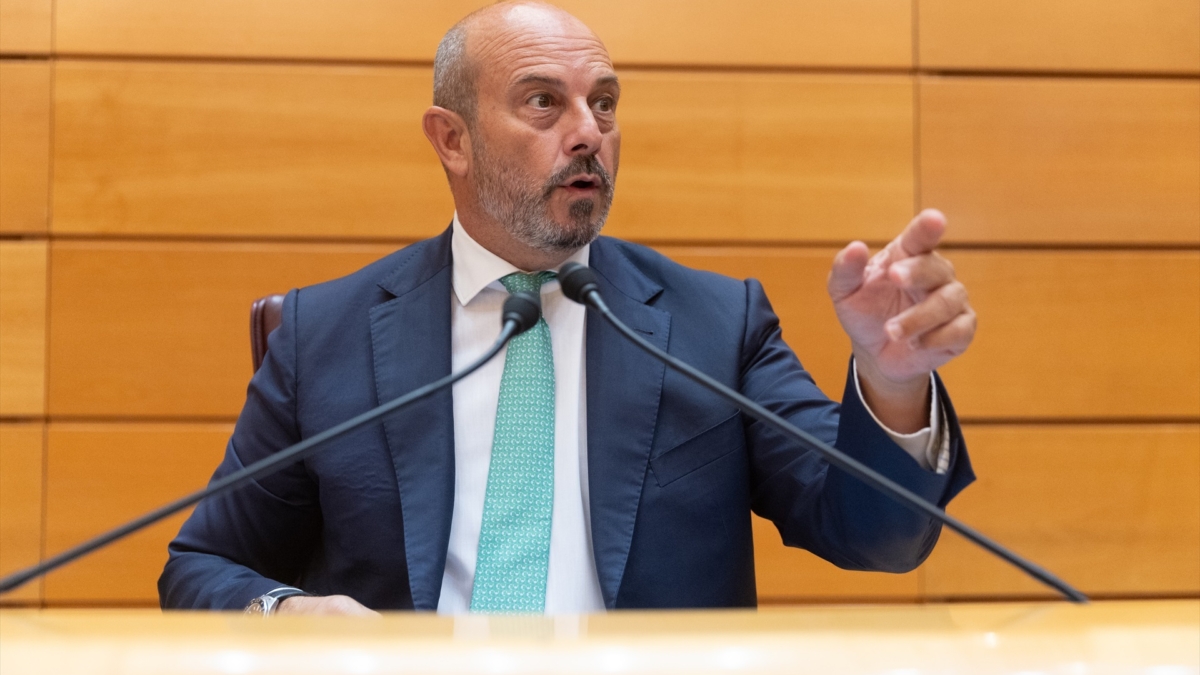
[244,587,309,617]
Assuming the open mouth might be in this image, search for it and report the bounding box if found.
[560,175,601,192]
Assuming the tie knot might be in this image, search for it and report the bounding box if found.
[500,271,555,294]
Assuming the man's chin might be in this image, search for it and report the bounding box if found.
[517,217,606,255]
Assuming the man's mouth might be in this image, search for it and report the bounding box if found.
[559,174,601,193]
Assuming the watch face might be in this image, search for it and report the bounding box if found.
[244,598,267,616]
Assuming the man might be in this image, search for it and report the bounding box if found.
[160,2,976,616]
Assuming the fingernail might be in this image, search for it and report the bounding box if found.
[886,321,903,341]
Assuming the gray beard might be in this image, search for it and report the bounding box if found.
[473,142,614,255]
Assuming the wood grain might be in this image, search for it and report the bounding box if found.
[0,60,50,234]
[0,423,43,604]
[604,72,915,244]
[920,76,1200,245]
[42,423,231,604]
[46,243,1200,421]
[753,516,918,602]
[0,0,52,54]
[919,0,1200,74]
[0,240,47,417]
[54,0,912,68]
[51,61,453,241]
[924,424,1200,598]
[934,250,1200,420]
[46,241,395,418]
[665,247,1200,420]
[51,61,916,244]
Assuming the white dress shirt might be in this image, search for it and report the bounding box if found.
[436,215,946,614]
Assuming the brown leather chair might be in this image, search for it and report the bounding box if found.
[250,294,286,372]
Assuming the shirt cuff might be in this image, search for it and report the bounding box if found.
[852,360,949,474]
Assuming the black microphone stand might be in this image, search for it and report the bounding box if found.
[558,262,1088,604]
[0,292,543,596]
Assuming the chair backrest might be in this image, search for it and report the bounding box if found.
[250,294,286,372]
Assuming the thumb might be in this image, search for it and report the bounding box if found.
[828,241,869,302]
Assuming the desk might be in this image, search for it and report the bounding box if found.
[1,600,1197,674]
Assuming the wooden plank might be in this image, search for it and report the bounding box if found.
[0,60,50,234]
[919,0,1200,74]
[0,0,52,54]
[920,76,1200,245]
[46,241,395,418]
[0,423,43,604]
[924,424,1200,598]
[662,247,1200,420]
[605,72,914,244]
[52,60,916,244]
[937,250,1200,419]
[754,516,918,602]
[51,61,453,241]
[42,423,231,604]
[0,240,47,417]
[47,244,1200,421]
[54,0,912,68]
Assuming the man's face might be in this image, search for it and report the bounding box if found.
[467,11,620,254]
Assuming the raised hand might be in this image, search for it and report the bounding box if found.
[827,209,976,431]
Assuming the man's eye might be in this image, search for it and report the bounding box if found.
[529,94,552,108]
[593,97,614,113]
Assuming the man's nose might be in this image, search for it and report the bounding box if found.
[562,99,604,156]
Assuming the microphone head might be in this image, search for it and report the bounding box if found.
[558,262,599,305]
[501,291,542,335]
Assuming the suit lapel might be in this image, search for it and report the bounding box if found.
[369,228,454,610]
[586,239,670,608]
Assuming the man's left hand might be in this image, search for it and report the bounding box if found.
[827,209,976,430]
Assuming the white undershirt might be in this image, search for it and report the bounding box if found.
[436,215,945,615]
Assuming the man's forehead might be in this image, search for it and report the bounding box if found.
[466,4,614,89]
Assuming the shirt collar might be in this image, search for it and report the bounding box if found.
[450,212,591,306]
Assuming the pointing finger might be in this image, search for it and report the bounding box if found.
[893,209,947,259]
[828,241,870,302]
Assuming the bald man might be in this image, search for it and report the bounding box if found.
[160,2,976,616]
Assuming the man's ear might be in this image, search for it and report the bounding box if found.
[422,106,471,178]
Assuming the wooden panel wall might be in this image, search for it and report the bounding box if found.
[0,60,51,234]
[0,240,47,416]
[919,0,1200,74]
[0,423,43,604]
[0,1,1196,608]
[53,0,913,67]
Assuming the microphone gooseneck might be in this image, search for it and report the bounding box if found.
[557,262,1088,604]
[0,291,544,596]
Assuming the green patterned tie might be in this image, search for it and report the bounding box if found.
[470,271,556,613]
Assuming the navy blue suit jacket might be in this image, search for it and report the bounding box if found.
[160,229,974,610]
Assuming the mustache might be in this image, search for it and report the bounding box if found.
[541,155,613,200]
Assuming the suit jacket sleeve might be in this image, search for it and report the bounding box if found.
[740,278,975,573]
[158,289,322,609]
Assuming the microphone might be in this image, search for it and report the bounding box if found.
[0,291,543,595]
[558,262,1088,604]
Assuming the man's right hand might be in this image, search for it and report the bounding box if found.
[275,594,380,616]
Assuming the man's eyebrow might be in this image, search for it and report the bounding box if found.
[513,74,567,89]
[596,74,620,94]
[511,73,620,94]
